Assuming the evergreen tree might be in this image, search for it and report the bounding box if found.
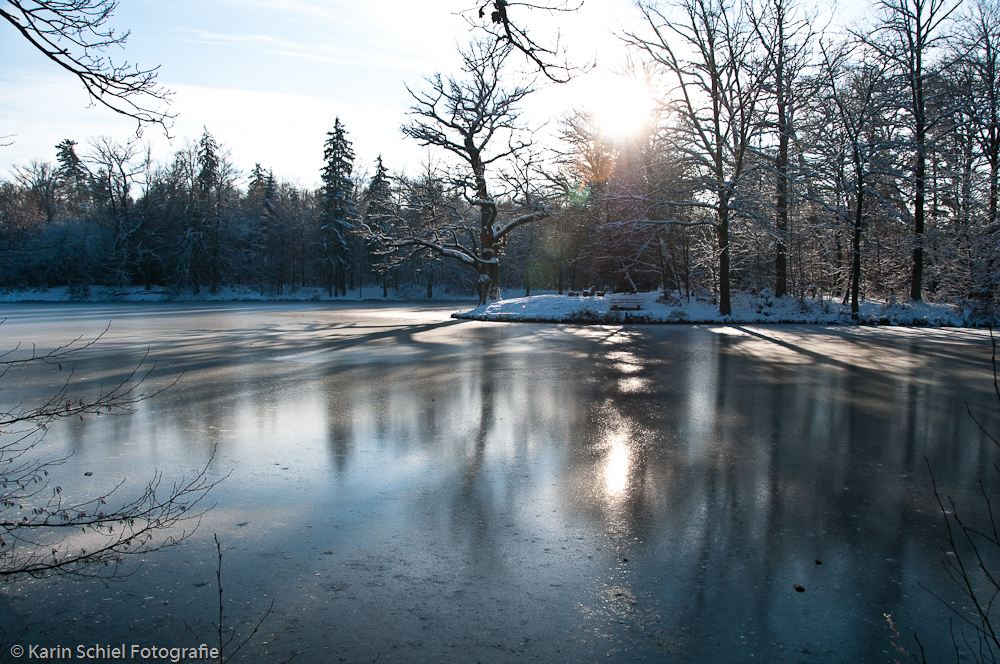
[364,156,395,231]
[319,117,356,296]
[54,139,90,216]
[248,163,268,200]
[363,156,397,296]
[248,164,282,293]
[196,130,220,197]
[245,163,268,293]
[195,129,223,291]
[263,170,277,223]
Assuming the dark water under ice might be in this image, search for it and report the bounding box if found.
[0,301,997,663]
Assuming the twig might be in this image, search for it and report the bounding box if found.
[210,534,296,664]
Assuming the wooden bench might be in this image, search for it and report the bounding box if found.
[610,295,643,310]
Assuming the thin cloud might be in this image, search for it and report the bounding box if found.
[175,26,447,73]
[200,0,463,71]
[214,0,364,25]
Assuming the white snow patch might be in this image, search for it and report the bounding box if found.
[0,285,984,326]
[453,290,978,327]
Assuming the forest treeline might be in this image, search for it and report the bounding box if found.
[1,0,999,318]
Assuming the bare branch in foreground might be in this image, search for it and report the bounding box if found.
[0,322,221,580]
[469,0,583,82]
[0,0,174,133]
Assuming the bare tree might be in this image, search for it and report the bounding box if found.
[12,161,59,224]
[368,39,551,305]
[748,0,816,298]
[959,0,1000,230]
[952,0,1000,302]
[0,0,173,132]
[0,323,218,579]
[86,136,150,289]
[806,41,897,318]
[856,0,960,302]
[625,0,768,315]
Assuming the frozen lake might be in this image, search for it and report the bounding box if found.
[1,302,997,663]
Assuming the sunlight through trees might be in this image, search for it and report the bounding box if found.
[0,0,998,319]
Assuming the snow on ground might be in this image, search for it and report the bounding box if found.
[453,290,985,326]
[0,285,989,326]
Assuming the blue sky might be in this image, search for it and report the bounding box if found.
[0,0,641,188]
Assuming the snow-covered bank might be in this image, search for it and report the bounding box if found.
[453,291,987,326]
[0,285,989,326]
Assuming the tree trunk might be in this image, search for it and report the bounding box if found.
[487,260,501,301]
[851,161,864,319]
[774,10,790,298]
[718,201,732,316]
[911,127,926,301]
[775,101,790,298]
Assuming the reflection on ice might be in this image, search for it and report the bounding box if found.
[616,376,650,393]
[605,349,643,373]
[0,303,997,663]
[601,427,632,498]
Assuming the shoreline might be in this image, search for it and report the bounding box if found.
[0,286,991,327]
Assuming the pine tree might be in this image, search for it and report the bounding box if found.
[195,129,223,292]
[196,130,220,197]
[319,117,356,296]
[259,167,281,293]
[248,163,268,200]
[246,163,269,293]
[364,156,395,232]
[263,170,277,223]
[54,139,90,216]
[363,156,397,297]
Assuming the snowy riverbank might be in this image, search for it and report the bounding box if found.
[453,290,984,326]
[0,285,989,326]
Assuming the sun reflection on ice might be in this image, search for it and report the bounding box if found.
[617,376,651,393]
[598,420,636,500]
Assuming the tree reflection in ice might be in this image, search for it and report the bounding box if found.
[0,304,996,663]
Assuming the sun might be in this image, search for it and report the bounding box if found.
[583,74,658,142]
